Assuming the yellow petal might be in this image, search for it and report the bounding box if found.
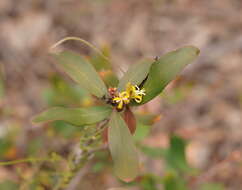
[126,82,135,97]
[117,101,123,110]
[134,95,142,103]
[113,97,121,102]
[120,91,129,99]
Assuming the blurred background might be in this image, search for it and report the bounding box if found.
[0,0,242,189]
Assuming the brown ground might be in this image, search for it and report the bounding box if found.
[1,0,242,189]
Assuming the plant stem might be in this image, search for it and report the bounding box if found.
[0,157,47,166]
[53,120,109,190]
[50,37,110,62]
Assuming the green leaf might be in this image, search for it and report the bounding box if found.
[43,74,91,107]
[53,51,108,98]
[140,46,200,104]
[141,135,194,174]
[92,162,105,173]
[165,135,192,173]
[199,183,225,190]
[163,172,188,190]
[90,45,112,71]
[100,70,119,87]
[118,60,153,91]
[139,174,158,190]
[0,139,12,158]
[133,123,151,142]
[140,145,166,158]
[27,137,43,156]
[32,106,112,126]
[52,121,79,138]
[0,180,19,190]
[108,111,139,182]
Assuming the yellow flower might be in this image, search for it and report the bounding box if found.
[112,82,146,110]
[113,91,130,110]
[126,82,146,103]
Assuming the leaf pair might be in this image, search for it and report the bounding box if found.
[33,50,113,126]
[53,46,199,105]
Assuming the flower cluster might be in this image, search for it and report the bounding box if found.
[112,83,145,110]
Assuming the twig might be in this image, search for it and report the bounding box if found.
[0,157,48,166]
[50,37,110,62]
[65,162,92,190]
[63,145,107,190]
[53,120,109,190]
[50,36,125,74]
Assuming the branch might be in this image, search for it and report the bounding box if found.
[64,145,107,190]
